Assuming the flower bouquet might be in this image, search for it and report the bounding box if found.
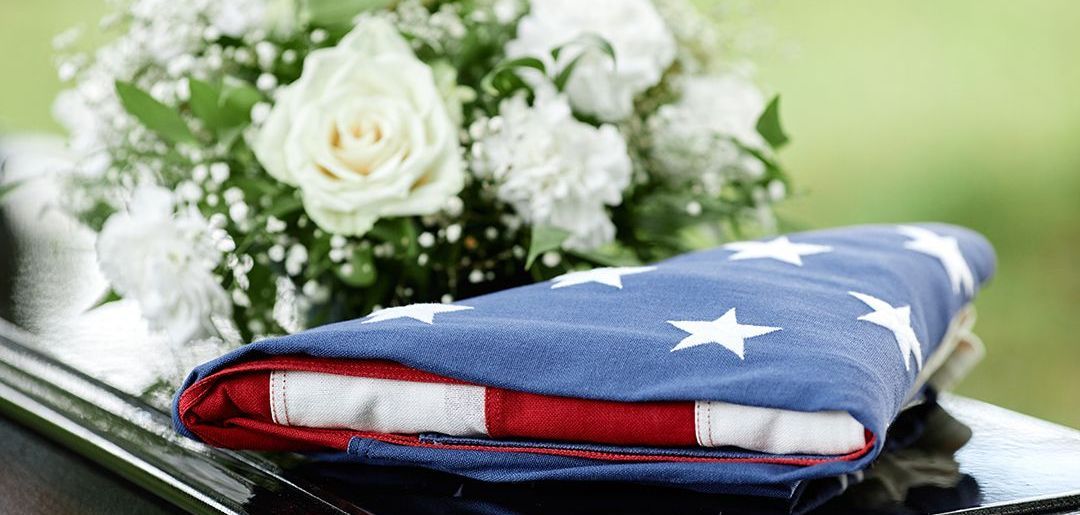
[53,0,790,347]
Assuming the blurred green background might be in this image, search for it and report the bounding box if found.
[1,1,1077,426]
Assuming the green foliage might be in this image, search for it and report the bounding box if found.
[304,234,333,280]
[221,82,263,119]
[114,81,196,145]
[337,246,377,287]
[552,53,587,92]
[0,180,24,201]
[188,78,262,133]
[526,225,570,269]
[569,243,642,267]
[187,79,224,128]
[369,218,420,258]
[551,33,616,92]
[551,33,616,63]
[304,0,393,27]
[756,95,789,149]
[480,34,617,97]
[265,195,304,219]
[87,289,122,311]
[481,56,545,96]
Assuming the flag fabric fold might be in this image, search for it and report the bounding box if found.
[172,223,995,499]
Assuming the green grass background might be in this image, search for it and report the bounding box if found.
[1,1,1077,427]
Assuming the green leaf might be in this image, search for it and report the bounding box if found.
[115,81,196,145]
[217,126,246,149]
[187,78,226,129]
[189,78,263,139]
[756,95,789,149]
[304,0,393,26]
[497,56,548,75]
[481,57,546,96]
[233,176,287,200]
[526,225,570,269]
[551,33,616,63]
[304,236,333,280]
[336,246,377,287]
[568,243,642,267]
[551,34,616,91]
[266,195,304,219]
[87,289,122,311]
[553,53,589,92]
[220,83,262,120]
[0,180,25,201]
[368,218,419,258]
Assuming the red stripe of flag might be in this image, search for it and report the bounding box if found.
[178,356,872,465]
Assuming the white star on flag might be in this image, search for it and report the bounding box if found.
[849,291,923,371]
[550,266,657,289]
[668,308,781,359]
[362,303,474,324]
[724,237,833,266]
[898,226,975,297]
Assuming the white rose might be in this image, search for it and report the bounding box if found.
[96,184,231,344]
[254,18,464,236]
[472,90,632,250]
[506,0,676,122]
[649,75,769,190]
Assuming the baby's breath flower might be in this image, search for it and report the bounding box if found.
[686,201,703,217]
[418,232,436,248]
[541,251,561,268]
[468,269,484,283]
[768,180,787,201]
[255,73,278,91]
[209,162,230,184]
[228,203,249,224]
[268,244,285,262]
[286,244,307,276]
[445,224,462,243]
[266,216,286,233]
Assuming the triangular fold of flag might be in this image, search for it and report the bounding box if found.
[172,223,995,501]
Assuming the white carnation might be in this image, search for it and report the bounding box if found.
[96,184,231,344]
[649,75,769,191]
[506,0,676,122]
[472,91,632,250]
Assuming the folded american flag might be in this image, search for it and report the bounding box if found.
[173,223,994,501]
